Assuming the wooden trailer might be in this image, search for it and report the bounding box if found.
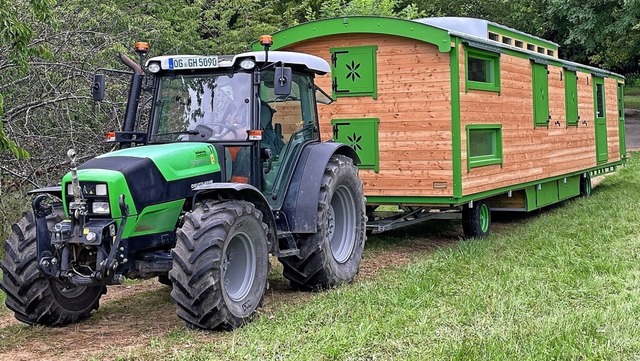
[254,16,627,237]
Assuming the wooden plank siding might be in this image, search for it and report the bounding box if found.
[283,34,454,197]
[605,77,622,160]
[458,44,617,195]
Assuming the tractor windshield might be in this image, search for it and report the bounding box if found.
[149,72,251,142]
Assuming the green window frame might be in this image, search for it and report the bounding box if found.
[465,47,501,93]
[595,80,605,119]
[564,69,578,126]
[532,62,550,127]
[330,45,378,99]
[466,124,503,171]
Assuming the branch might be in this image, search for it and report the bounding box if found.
[3,95,92,123]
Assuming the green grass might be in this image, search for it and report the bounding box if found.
[106,154,640,360]
[625,86,640,109]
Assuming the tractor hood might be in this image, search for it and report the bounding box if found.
[62,143,222,215]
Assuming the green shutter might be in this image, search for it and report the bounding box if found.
[330,45,378,99]
[564,70,578,126]
[532,62,549,127]
[331,118,380,172]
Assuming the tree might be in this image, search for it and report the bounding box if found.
[0,0,53,158]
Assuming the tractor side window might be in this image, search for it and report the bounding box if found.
[260,71,317,195]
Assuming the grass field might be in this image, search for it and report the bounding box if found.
[625,86,640,109]
[95,154,640,360]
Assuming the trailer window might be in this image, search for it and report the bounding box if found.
[465,47,500,93]
[466,125,503,170]
[595,82,605,118]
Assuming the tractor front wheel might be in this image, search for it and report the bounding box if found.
[0,209,105,326]
[169,200,269,330]
[279,155,366,290]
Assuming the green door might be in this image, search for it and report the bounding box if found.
[618,83,626,159]
[593,77,608,163]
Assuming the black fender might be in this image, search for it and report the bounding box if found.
[282,141,360,233]
[193,183,277,253]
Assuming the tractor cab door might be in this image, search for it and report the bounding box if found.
[259,70,318,206]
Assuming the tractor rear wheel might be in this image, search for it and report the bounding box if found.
[279,155,366,290]
[0,208,105,326]
[169,200,269,330]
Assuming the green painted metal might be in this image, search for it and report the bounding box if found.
[618,83,627,159]
[257,16,452,53]
[532,62,550,127]
[565,70,579,126]
[365,160,624,207]
[330,45,378,99]
[593,76,608,163]
[479,203,490,232]
[450,38,462,198]
[464,47,501,93]
[465,124,503,171]
[131,199,185,236]
[558,175,580,200]
[331,118,380,172]
[61,169,137,217]
[536,180,559,207]
[97,142,220,181]
[487,24,558,52]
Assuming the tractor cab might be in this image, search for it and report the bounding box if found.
[140,50,332,204]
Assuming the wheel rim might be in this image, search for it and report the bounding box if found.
[55,283,87,298]
[479,204,490,233]
[223,231,256,302]
[328,185,357,264]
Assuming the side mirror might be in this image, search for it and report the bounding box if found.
[92,73,105,101]
[274,66,292,96]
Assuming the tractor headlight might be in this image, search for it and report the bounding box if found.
[95,184,108,196]
[92,201,111,214]
[148,62,161,73]
[239,58,256,70]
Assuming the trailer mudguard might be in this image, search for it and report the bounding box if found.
[282,142,359,233]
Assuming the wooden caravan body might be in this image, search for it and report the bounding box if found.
[257,17,625,233]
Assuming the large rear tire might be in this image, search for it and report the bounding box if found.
[169,200,269,330]
[279,155,366,290]
[0,208,105,326]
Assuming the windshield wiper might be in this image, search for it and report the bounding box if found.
[153,129,200,137]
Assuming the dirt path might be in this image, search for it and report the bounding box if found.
[0,227,463,361]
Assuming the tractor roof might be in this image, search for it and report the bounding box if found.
[146,51,330,75]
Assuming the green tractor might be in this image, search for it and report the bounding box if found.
[0,39,366,330]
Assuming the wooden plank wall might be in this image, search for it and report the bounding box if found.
[459,45,622,195]
[605,77,621,158]
[283,34,454,197]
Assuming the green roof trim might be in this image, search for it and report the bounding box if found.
[255,16,452,53]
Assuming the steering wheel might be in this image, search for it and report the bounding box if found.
[191,123,239,140]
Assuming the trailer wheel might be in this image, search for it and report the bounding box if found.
[279,155,366,290]
[462,200,491,239]
[0,209,105,326]
[580,173,592,197]
[169,200,269,330]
